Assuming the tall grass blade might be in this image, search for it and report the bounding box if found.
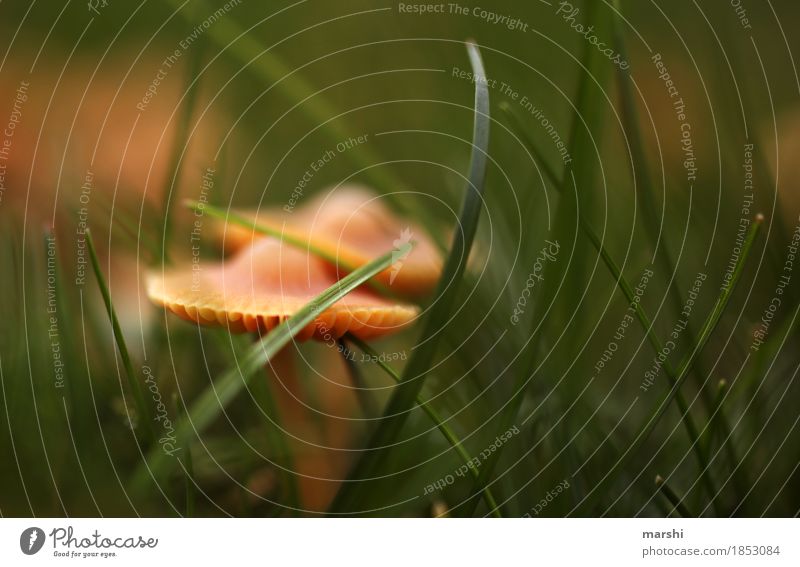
[655,475,693,518]
[328,41,490,514]
[459,9,613,515]
[612,0,718,426]
[543,0,612,340]
[86,230,155,444]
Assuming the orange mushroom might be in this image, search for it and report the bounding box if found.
[212,186,442,297]
[146,189,433,511]
[146,236,419,341]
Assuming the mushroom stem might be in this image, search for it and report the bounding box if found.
[261,341,362,513]
[253,339,301,511]
[264,342,304,426]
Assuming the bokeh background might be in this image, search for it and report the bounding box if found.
[1,0,799,517]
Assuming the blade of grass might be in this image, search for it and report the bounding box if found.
[703,378,748,510]
[131,241,410,493]
[545,0,612,344]
[573,214,763,516]
[611,0,681,309]
[94,193,160,262]
[86,229,155,444]
[184,200,333,261]
[344,333,501,517]
[459,10,613,515]
[655,474,693,518]
[500,102,720,514]
[712,7,796,306]
[159,38,205,264]
[328,41,490,514]
[584,218,720,511]
[703,379,730,458]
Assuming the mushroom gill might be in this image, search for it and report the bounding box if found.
[147,237,419,341]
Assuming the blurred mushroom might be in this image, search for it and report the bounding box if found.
[212,186,442,297]
[147,206,427,511]
[0,55,220,352]
[0,56,219,219]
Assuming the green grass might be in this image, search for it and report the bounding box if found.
[456,7,615,516]
[573,215,764,516]
[1,0,799,519]
[499,104,723,515]
[344,333,501,516]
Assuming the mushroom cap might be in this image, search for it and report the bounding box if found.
[147,238,419,341]
[214,186,442,296]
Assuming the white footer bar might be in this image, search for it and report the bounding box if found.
[1,518,797,566]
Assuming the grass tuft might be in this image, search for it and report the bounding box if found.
[500,101,720,513]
